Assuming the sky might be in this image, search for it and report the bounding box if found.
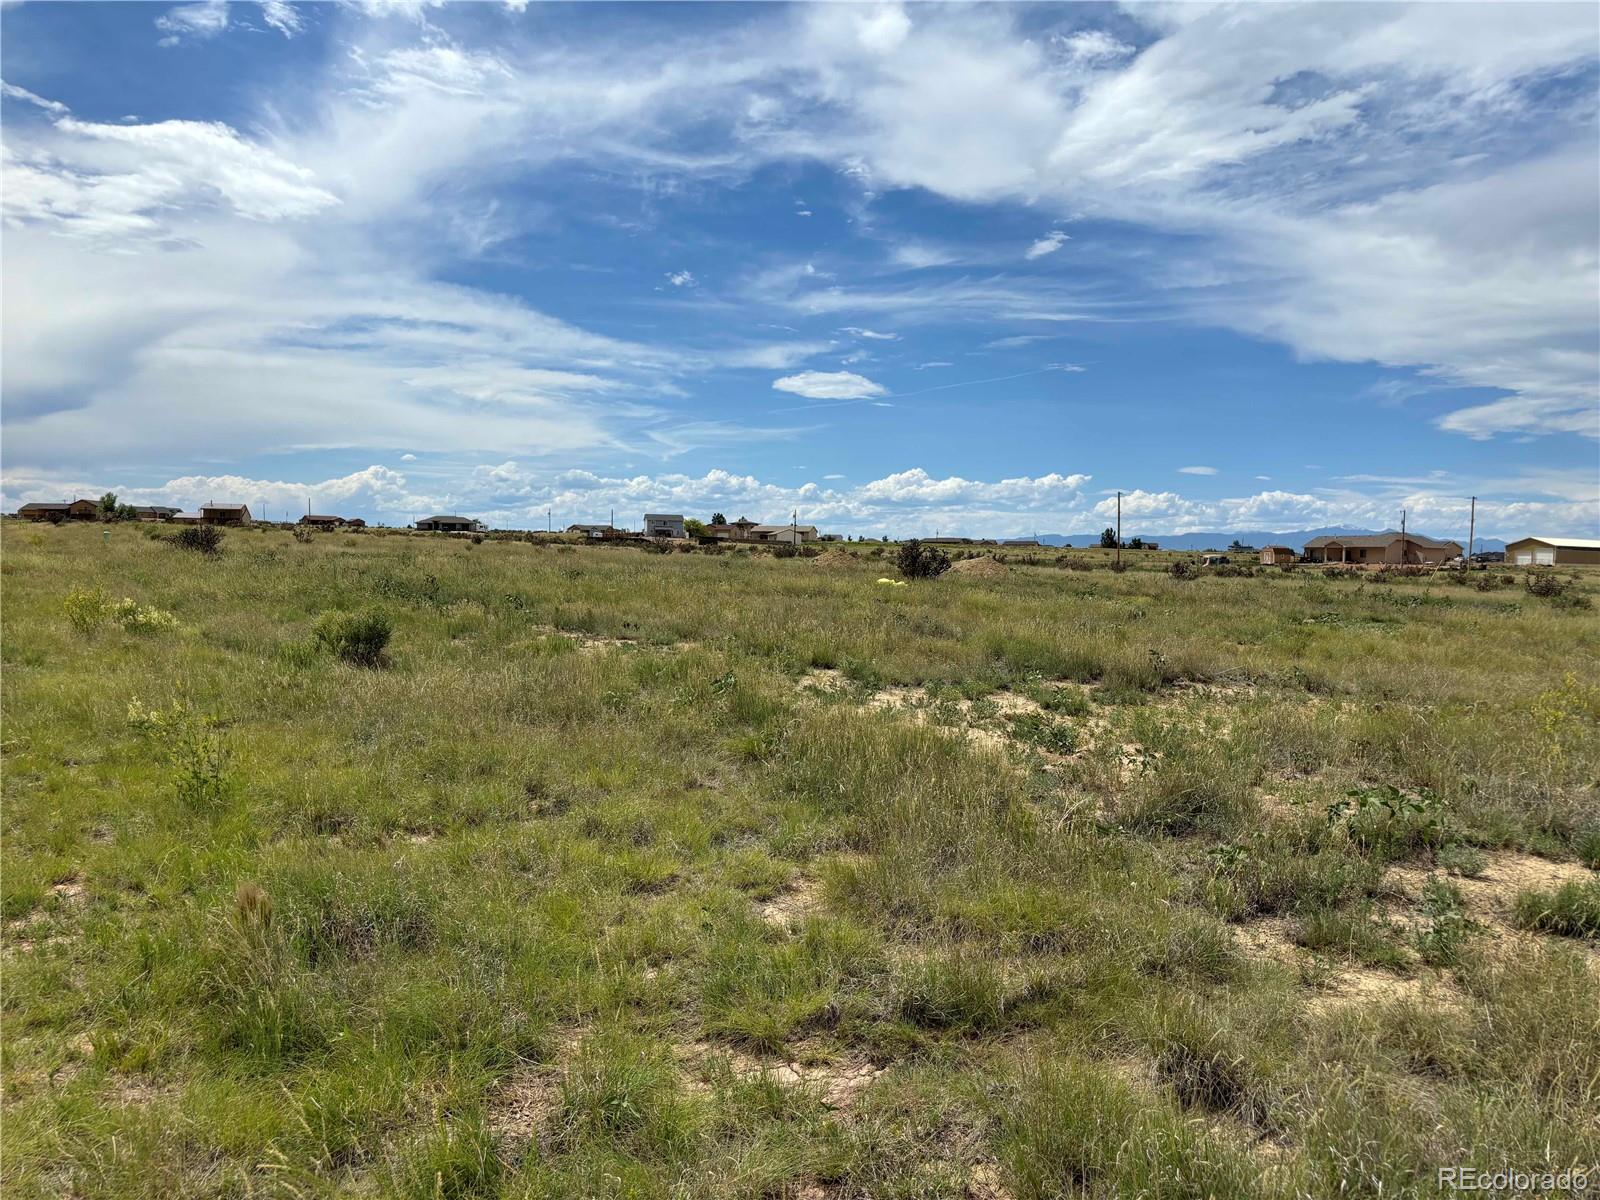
[2,0,1597,539]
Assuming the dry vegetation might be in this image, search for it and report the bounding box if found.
[3,522,1598,1198]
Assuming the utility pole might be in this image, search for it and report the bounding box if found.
[1467,496,1476,561]
[547,508,551,533]
[1115,490,1122,568]
[1400,508,1408,565]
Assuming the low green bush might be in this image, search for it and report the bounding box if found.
[1512,880,1600,939]
[312,608,393,667]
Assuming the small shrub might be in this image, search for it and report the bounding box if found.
[312,608,393,667]
[1512,879,1600,939]
[469,532,484,545]
[897,539,951,579]
[1435,843,1487,878]
[1524,571,1566,598]
[292,525,314,544]
[63,586,111,633]
[771,542,799,559]
[166,525,225,555]
[1008,711,1078,755]
[110,597,180,633]
[127,699,233,809]
[1414,875,1479,966]
[643,539,674,555]
[1168,560,1199,580]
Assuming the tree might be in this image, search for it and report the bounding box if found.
[1128,537,1144,550]
[1099,527,1118,549]
[99,492,119,517]
[684,518,706,538]
[897,539,951,579]
[710,512,727,526]
[1227,539,1255,554]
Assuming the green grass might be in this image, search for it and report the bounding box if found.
[3,521,1598,1197]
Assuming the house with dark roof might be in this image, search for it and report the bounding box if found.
[643,513,686,539]
[1302,531,1461,566]
[201,503,253,527]
[133,506,180,522]
[416,515,480,533]
[17,499,99,522]
[299,514,347,529]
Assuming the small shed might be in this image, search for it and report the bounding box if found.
[1504,536,1600,567]
[1259,545,1297,565]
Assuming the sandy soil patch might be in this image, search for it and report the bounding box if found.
[946,557,1009,579]
[486,1028,586,1158]
[1384,851,1595,937]
[811,550,858,571]
[677,1040,885,1110]
[758,875,825,929]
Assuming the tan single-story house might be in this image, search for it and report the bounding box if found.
[202,503,253,527]
[171,511,205,524]
[748,524,817,544]
[417,515,479,533]
[133,506,180,522]
[299,514,346,529]
[17,499,100,522]
[1259,545,1298,565]
[1504,536,1600,567]
[1303,532,1461,566]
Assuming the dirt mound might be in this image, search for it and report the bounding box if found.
[812,550,858,570]
[947,556,1009,579]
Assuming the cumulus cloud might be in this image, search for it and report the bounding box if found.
[1024,230,1070,259]
[665,270,696,287]
[771,370,886,401]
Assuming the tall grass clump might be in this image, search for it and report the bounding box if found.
[312,607,393,667]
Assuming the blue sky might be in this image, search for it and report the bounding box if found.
[2,0,1596,537]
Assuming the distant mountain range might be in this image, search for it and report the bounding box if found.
[1031,527,1505,553]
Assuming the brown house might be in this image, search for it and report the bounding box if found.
[1303,532,1460,566]
[1259,545,1298,565]
[299,514,346,529]
[17,499,99,522]
[416,515,479,533]
[202,503,253,527]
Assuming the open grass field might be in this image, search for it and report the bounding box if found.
[3,522,1598,1199]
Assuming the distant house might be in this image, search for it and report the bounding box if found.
[345,518,367,529]
[643,513,687,539]
[1303,532,1461,566]
[1001,538,1041,547]
[299,514,346,529]
[1259,545,1298,566]
[1142,541,1159,551]
[133,506,180,522]
[17,499,99,522]
[416,515,479,533]
[567,523,611,539]
[171,511,205,524]
[201,503,253,527]
[749,524,817,545]
[1504,536,1600,567]
[703,516,760,541]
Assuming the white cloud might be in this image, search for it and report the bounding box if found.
[666,270,696,287]
[155,1,230,46]
[1024,230,1070,259]
[841,326,899,340]
[771,370,886,401]
[1177,465,1218,476]
[1,82,69,116]
[259,1,303,37]
[400,453,417,461]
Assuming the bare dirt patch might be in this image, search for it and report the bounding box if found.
[757,875,824,929]
[677,1040,885,1111]
[1384,851,1596,938]
[946,557,1009,579]
[811,550,858,571]
[1233,915,1457,1013]
[486,1027,586,1159]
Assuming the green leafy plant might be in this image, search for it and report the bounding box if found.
[1414,875,1479,966]
[63,585,112,633]
[127,699,233,809]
